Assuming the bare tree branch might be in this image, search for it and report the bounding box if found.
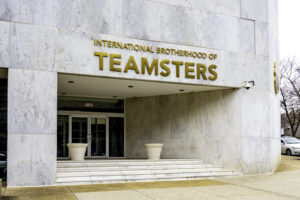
[280,58,300,137]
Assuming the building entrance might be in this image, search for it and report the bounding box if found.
[57,112,124,159]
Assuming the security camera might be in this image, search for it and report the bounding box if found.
[243,81,255,90]
[244,82,251,90]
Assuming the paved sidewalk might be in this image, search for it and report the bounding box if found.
[2,156,300,200]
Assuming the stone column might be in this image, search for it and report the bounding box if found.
[7,68,57,186]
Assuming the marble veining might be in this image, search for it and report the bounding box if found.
[8,68,57,135]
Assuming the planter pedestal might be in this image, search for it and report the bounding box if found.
[67,143,88,161]
[144,143,163,160]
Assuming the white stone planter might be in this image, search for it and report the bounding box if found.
[144,143,163,160]
[67,143,88,161]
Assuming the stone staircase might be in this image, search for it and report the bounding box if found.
[56,159,241,185]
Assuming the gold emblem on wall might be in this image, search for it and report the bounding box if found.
[274,62,279,94]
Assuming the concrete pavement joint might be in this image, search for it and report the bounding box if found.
[67,186,80,200]
[133,189,158,200]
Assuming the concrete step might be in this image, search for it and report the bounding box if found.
[56,171,241,185]
[57,164,220,173]
[57,160,204,168]
[57,159,201,163]
[56,159,241,185]
[57,167,231,178]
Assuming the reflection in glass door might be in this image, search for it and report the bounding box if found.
[90,118,106,157]
[72,117,88,156]
[57,115,69,158]
[72,117,88,143]
[109,117,124,157]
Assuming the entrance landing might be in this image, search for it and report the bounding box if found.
[56,159,241,185]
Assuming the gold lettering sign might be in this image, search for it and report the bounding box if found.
[93,38,219,81]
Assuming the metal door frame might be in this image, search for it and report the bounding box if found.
[57,115,71,160]
[89,115,108,158]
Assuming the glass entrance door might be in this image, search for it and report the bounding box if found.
[71,117,88,144]
[57,115,69,158]
[90,117,107,157]
[71,116,108,158]
[109,117,124,157]
[57,113,124,159]
[71,117,88,157]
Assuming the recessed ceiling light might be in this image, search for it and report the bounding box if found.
[68,81,74,84]
[128,85,134,88]
[179,89,185,92]
[61,92,67,95]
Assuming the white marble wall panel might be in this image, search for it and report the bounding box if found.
[122,1,254,53]
[241,0,268,22]
[57,0,123,36]
[0,21,9,68]
[239,54,270,91]
[270,94,281,140]
[9,23,58,71]
[0,0,58,26]
[270,138,281,171]
[203,137,224,166]
[149,0,241,17]
[0,0,123,35]
[268,92,281,170]
[268,0,279,59]
[241,90,272,138]
[122,0,161,42]
[55,0,82,32]
[255,21,269,56]
[7,68,57,186]
[82,0,123,35]
[158,2,195,46]
[7,133,56,186]
[8,68,57,134]
[193,11,254,54]
[222,137,243,171]
[242,136,276,174]
[268,0,279,95]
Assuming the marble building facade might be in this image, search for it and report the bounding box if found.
[0,0,280,186]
